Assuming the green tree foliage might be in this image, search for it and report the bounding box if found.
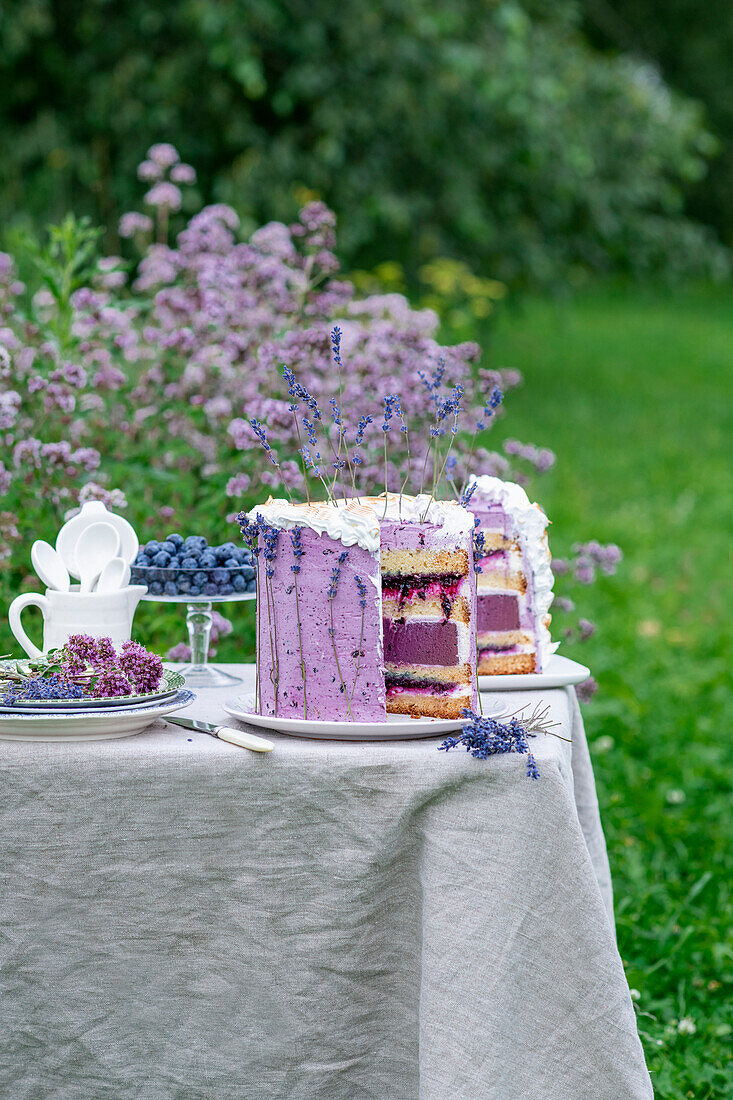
[0,0,727,285]
[582,0,733,247]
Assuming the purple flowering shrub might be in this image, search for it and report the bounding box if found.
[0,143,620,685]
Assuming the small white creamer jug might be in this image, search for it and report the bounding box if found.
[8,585,147,659]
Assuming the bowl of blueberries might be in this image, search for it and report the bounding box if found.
[131,534,256,598]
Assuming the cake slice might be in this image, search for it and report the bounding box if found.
[376,495,479,719]
[468,476,555,674]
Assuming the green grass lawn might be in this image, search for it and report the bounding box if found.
[482,284,732,1098]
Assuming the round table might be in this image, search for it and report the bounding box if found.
[0,665,652,1099]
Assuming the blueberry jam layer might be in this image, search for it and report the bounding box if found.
[385,674,459,697]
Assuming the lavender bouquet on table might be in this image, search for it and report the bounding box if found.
[0,634,164,704]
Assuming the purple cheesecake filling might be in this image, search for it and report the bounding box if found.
[383,618,458,666]
[476,593,520,632]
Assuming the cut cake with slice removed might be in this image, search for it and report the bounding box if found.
[244,494,478,722]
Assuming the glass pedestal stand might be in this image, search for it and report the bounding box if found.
[142,592,256,689]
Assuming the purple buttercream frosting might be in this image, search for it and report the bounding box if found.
[255,526,385,721]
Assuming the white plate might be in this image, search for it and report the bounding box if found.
[56,502,139,580]
[224,696,465,741]
[478,654,590,691]
[0,689,195,742]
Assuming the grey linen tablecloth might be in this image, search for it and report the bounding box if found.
[0,664,652,1100]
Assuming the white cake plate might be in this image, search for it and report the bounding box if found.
[224,695,465,741]
[478,654,590,692]
[0,689,195,742]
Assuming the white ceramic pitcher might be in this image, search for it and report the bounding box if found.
[8,585,147,659]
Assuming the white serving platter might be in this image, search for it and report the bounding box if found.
[224,695,465,741]
[478,654,590,692]
[0,689,195,742]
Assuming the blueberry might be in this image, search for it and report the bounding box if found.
[216,541,238,560]
[184,535,207,553]
[204,582,218,596]
[167,533,184,548]
[163,581,178,596]
[152,550,171,567]
[242,565,255,581]
[149,581,163,595]
[193,571,207,587]
[145,540,160,554]
[232,573,246,592]
[189,585,201,596]
[245,578,256,593]
[224,557,240,569]
[159,540,176,556]
[177,577,191,594]
[200,552,217,569]
[212,567,230,584]
[220,582,234,596]
[234,547,250,563]
[181,556,198,570]
[134,552,149,567]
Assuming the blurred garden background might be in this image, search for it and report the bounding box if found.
[1,2,732,1095]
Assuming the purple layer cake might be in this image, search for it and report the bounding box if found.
[469,476,555,674]
[246,494,478,721]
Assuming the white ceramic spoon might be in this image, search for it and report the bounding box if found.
[76,522,121,593]
[56,501,139,579]
[95,556,131,593]
[30,540,70,591]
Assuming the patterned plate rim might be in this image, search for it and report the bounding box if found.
[0,687,195,721]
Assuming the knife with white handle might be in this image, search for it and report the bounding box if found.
[167,716,274,752]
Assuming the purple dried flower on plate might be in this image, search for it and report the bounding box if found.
[92,667,134,699]
[118,640,164,694]
[2,674,85,704]
[95,637,118,668]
